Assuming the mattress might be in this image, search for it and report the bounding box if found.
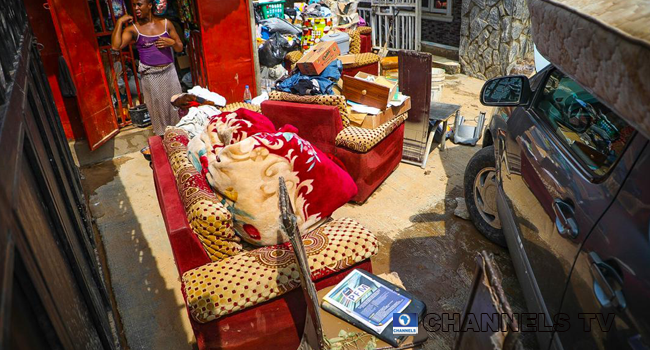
[528,0,650,139]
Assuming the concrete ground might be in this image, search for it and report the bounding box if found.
[81,74,534,350]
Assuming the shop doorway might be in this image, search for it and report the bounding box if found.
[25,0,207,150]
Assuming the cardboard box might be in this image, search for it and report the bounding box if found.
[297,41,341,76]
[342,72,398,109]
[350,96,411,129]
[339,54,356,66]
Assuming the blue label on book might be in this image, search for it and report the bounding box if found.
[393,313,418,335]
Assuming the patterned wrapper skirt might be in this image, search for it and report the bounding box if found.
[138,62,182,136]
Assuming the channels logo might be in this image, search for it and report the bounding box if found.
[393,313,418,335]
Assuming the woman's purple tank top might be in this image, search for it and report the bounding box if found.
[134,19,174,66]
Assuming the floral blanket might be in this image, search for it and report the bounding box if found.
[188,108,357,246]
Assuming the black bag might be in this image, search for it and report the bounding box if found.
[258,32,298,68]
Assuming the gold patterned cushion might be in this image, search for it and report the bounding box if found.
[286,50,303,68]
[357,26,372,35]
[182,218,378,322]
[346,52,380,69]
[348,29,361,55]
[220,102,261,113]
[163,128,242,261]
[269,90,350,128]
[335,113,408,153]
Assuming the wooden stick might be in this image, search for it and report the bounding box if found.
[278,177,326,350]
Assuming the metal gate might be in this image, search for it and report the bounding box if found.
[88,0,142,128]
[358,0,421,51]
[1,0,119,347]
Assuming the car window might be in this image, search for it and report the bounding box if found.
[533,69,634,176]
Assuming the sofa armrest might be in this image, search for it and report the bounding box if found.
[335,113,408,153]
[149,136,211,275]
[360,33,372,53]
[261,100,343,155]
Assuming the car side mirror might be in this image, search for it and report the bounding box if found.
[480,75,532,106]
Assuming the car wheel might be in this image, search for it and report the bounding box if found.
[464,145,506,248]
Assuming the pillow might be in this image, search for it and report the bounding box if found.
[163,128,242,261]
[208,131,358,246]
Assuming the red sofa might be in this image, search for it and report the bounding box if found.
[149,135,372,350]
[261,101,405,203]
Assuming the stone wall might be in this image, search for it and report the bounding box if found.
[458,0,534,80]
[421,2,462,47]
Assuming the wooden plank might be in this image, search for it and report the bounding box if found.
[399,50,432,163]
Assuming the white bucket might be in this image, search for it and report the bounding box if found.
[432,84,443,102]
[432,68,446,83]
[431,68,445,102]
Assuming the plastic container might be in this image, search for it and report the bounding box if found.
[321,31,350,54]
[129,104,151,128]
[431,68,445,102]
[258,0,285,19]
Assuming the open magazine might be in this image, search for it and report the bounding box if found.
[322,269,411,334]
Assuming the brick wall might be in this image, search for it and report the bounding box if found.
[421,0,462,47]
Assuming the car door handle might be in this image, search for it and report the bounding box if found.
[588,252,626,310]
[552,199,579,239]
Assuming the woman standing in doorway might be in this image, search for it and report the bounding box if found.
[111,0,183,137]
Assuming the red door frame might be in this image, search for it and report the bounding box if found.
[47,0,120,150]
[195,0,258,102]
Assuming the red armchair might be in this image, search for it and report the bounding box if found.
[149,135,373,350]
[261,100,406,203]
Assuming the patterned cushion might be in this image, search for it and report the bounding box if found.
[269,90,350,128]
[163,128,242,261]
[335,113,408,153]
[182,218,378,322]
[348,29,361,55]
[357,26,372,35]
[346,52,380,68]
[286,50,303,67]
[220,102,261,113]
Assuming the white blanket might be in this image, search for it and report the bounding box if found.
[175,105,221,139]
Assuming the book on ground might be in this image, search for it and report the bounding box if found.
[321,269,426,347]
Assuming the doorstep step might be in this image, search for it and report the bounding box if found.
[431,55,461,75]
[69,125,154,167]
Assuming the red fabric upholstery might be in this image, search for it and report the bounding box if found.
[360,33,372,53]
[261,100,405,203]
[261,101,343,155]
[151,134,374,349]
[336,123,405,202]
[149,136,211,275]
[342,61,379,77]
[188,260,372,350]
